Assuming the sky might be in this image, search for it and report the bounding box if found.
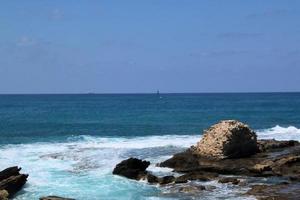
[0,0,300,94]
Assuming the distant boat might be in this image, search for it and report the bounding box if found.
[157,90,163,98]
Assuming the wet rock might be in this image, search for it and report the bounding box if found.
[0,167,28,198]
[246,183,300,200]
[146,173,159,184]
[175,172,218,183]
[178,185,206,193]
[0,174,28,197]
[251,163,273,173]
[159,176,175,185]
[218,177,240,185]
[40,196,75,200]
[0,190,8,200]
[257,139,299,152]
[113,158,150,180]
[0,167,21,181]
[146,174,175,185]
[194,120,258,159]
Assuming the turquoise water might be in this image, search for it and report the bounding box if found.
[0,93,300,199]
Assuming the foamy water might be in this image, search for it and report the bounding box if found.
[0,126,299,200]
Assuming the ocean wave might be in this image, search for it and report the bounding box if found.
[257,125,300,141]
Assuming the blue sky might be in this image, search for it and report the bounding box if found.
[0,0,300,93]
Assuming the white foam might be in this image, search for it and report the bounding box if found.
[257,125,300,141]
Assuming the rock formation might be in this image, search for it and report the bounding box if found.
[112,158,150,180]
[194,120,258,159]
[0,166,28,198]
[113,121,300,199]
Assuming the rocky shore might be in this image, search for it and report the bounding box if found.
[113,120,300,199]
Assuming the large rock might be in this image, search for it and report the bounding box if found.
[112,158,150,180]
[0,174,28,197]
[194,120,258,159]
[0,167,28,198]
[0,167,21,181]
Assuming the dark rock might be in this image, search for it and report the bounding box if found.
[257,139,299,152]
[146,174,176,185]
[113,158,150,180]
[0,174,28,197]
[0,167,21,182]
[175,172,217,183]
[246,183,300,200]
[178,185,206,193]
[218,177,240,185]
[159,176,175,185]
[40,196,75,200]
[146,173,160,184]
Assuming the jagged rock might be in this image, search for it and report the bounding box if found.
[161,141,300,178]
[0,174,28,197]
[194,120,258,159]
[40,196,75,200]
[159,176,175,185]
[178,185,206,193]
[146,174,175,185]
[113,158,150,180]
[257,139,299,152]
[0,190,8,200]
[147,173,159,184]
[0,167,28,198]
[246,183,300,200]
[0,167,21,182]
[218,177,240,185]
[175,172,218,183]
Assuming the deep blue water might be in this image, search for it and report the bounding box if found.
[1,93,300,144]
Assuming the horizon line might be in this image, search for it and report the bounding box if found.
[0,91,300,95]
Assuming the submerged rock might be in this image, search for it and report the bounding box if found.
[0,167,28,198]
[175,171,218,183]
[159,176,175,185]
[177,185,206,193]
[40,196,75,200]
[218,177,240,185]
[146,174,175,185]
[113,158,150,180]
[194,120,258,159]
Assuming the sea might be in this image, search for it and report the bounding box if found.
[0,93,300,200]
